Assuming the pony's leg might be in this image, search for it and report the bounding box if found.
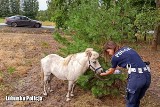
[48,74,53,93]
[66,80,74,101]
[43,75,49,96]
[70,83,76,97]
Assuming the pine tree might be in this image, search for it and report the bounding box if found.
[10,0,20,15]
[0,0,10,17]
[22,0,39,19]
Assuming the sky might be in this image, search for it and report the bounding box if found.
[37,0,48,11]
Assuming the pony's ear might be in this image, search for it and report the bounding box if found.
[85,48,93,57]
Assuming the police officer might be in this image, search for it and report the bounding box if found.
[100,41,151,107]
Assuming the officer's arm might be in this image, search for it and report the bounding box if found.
[100,68,115,76]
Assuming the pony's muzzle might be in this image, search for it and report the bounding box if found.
[101,69,104,73]
[95,67,103,74]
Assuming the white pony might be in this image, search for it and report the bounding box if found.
[41,48,103,101]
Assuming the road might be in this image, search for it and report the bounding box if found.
[0,23,55,29]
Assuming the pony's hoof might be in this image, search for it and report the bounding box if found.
[66,98,71,102]
[43,92,47,96]
[70,93,74,97]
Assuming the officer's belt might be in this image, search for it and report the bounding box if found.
[128,66,150,74]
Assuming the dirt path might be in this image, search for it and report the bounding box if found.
[138,45,160,98]
[0,28,160,107]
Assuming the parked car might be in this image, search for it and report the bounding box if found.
[5,15,42,28]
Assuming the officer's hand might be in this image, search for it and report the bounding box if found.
[100,70,108,76]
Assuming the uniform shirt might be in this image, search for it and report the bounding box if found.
[111,46,146,68]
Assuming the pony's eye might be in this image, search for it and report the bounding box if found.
[93,61,97,64]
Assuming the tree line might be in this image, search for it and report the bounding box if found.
[47,0,160,48]
[0,0,39,19]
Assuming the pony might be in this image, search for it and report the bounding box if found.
[41,48,103,101]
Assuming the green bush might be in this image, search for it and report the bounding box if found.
[66,0,141,45]
[76,70,127,97]
[134,9,159,33]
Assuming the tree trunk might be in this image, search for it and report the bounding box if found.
[157,24,160,45]
[144,32,147,41]
[156,0,160,44]
[152,0,160,50]
[152,24,158,51]
[156,0,160,8]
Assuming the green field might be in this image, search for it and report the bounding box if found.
[0,18,5,23]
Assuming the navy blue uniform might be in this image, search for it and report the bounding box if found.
[111,47,151,107]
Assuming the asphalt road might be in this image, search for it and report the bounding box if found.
[0,23,55,29]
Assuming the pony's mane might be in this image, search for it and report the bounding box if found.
[63,54,74,66]
[62,49,97,66]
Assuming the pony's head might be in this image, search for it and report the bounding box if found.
[85,48,103,74]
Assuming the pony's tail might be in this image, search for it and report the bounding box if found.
[40,60,44,84]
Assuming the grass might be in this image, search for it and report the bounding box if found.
[0,84,5,90]
[0,18,5,23]
[7,67,16,74]
[41,41,50,48]
[42,21,56,26]
[0,71,3,77]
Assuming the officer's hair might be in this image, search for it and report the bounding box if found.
[103,41,121,59]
